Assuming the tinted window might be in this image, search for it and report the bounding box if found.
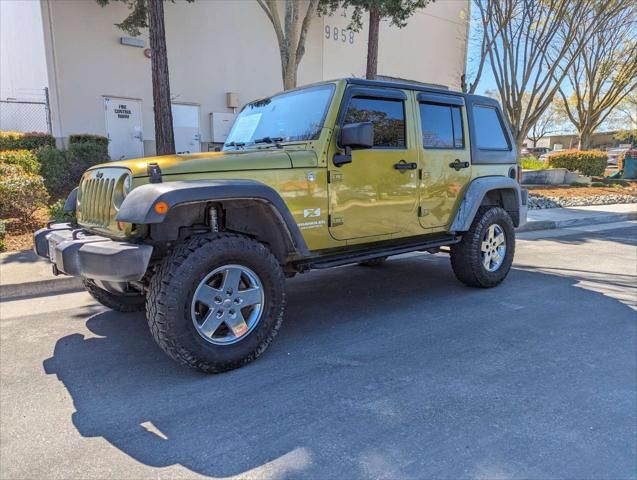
[420,103,464,149]
[473,105,510,150]
[344,97,406,148]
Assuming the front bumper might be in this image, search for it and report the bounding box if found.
[33,223,153,282]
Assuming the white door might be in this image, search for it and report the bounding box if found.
[104,97,144,160]
[172,104,201,153]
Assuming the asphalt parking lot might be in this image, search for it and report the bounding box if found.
[1,222,636,479]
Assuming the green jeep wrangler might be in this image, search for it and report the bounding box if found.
[34,78,527,373]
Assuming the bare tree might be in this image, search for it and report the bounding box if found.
[527,103,564,148]
[257,0,320,90]
[473,0,629,152]
[558,3,637,150]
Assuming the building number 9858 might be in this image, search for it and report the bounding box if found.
[325,25,355,44]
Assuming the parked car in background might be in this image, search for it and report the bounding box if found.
[607,146,632,166]
[521,147,550,158]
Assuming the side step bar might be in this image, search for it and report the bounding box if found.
[304,235,460,270]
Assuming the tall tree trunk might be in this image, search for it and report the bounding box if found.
[578,129,592,150]
[283,61,298,90]
[148,0,175,155]
[366,7,380,80]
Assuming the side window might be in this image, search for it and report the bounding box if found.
[473,105,510,150]
[343,97,406,148]
[420,102,464,149]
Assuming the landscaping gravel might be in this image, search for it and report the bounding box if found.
[528,193,637,210]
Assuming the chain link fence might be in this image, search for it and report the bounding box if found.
[0,88,51,134]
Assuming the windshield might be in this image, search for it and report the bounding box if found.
[224,84,335,149]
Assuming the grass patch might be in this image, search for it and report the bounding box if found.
[521,156,546,170]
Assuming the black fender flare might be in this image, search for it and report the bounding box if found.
[63,187,78,213]
[449,176,527,232]
[115,179,309,256]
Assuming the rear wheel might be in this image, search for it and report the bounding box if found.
[83,279,145,312]
[146,233,286,373]
[450,206,515,288]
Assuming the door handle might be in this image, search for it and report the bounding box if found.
[394,160,418,172]
[449,159,470,171]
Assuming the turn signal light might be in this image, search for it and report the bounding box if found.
[117,221,126,231]
[154,201,169,215]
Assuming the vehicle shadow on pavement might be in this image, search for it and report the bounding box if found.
[42,254,637,479]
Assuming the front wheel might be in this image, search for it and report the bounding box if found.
[450,206,515,288]
[146,233,286,373]
[83,279,145,312]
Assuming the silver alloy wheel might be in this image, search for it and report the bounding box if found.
[191,264,265,345]
[480,223,507,272]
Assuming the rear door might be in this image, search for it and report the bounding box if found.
[416,93,471,230]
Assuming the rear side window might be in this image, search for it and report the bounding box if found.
[344,97,406,148]
[473,105,510,150]
[420,103,464,149]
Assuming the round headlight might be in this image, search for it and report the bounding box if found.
[123,174,132,196]
[113,173,132,209]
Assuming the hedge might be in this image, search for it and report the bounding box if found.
[0,131,55,151]
[0,167,49,222]
[68,134,109,147]
[546,150,608,177]
[37,141,109,198]
[0,149,39,174]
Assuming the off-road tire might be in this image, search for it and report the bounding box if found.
[358,256,388,267]
[450,206,515,288]
[83,279,146,312]
[146,233,286,374]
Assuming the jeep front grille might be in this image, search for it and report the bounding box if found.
[77,168,130,229]
[80,178,115,226]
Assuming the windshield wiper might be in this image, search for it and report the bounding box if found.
[253,136,284,144]
[225,141,245,149]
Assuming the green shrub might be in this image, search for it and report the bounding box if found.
[0,131,55,151]
[521,156,546,170]
[37,141,109,198]
[66,141,109,182]
[0,219,6,252]
[0,169,49,222]
[37,146,69,197]
[0,149,39,174]
[546,149,607,176]
[48,198,76,223]
[68,134,109,148]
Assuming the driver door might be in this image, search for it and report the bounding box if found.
[328,88,419,241]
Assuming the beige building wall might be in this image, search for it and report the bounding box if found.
[40,0,469,154]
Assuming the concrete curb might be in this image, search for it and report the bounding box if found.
[517,210,637,232]
[1,277,83,302]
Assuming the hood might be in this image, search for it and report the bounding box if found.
[89,149,294,177]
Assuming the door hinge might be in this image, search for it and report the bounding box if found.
[418,206,429,217]
[328,215,344,227]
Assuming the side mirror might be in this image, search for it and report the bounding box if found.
[334,122,374,167]
[341,122,374,149]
